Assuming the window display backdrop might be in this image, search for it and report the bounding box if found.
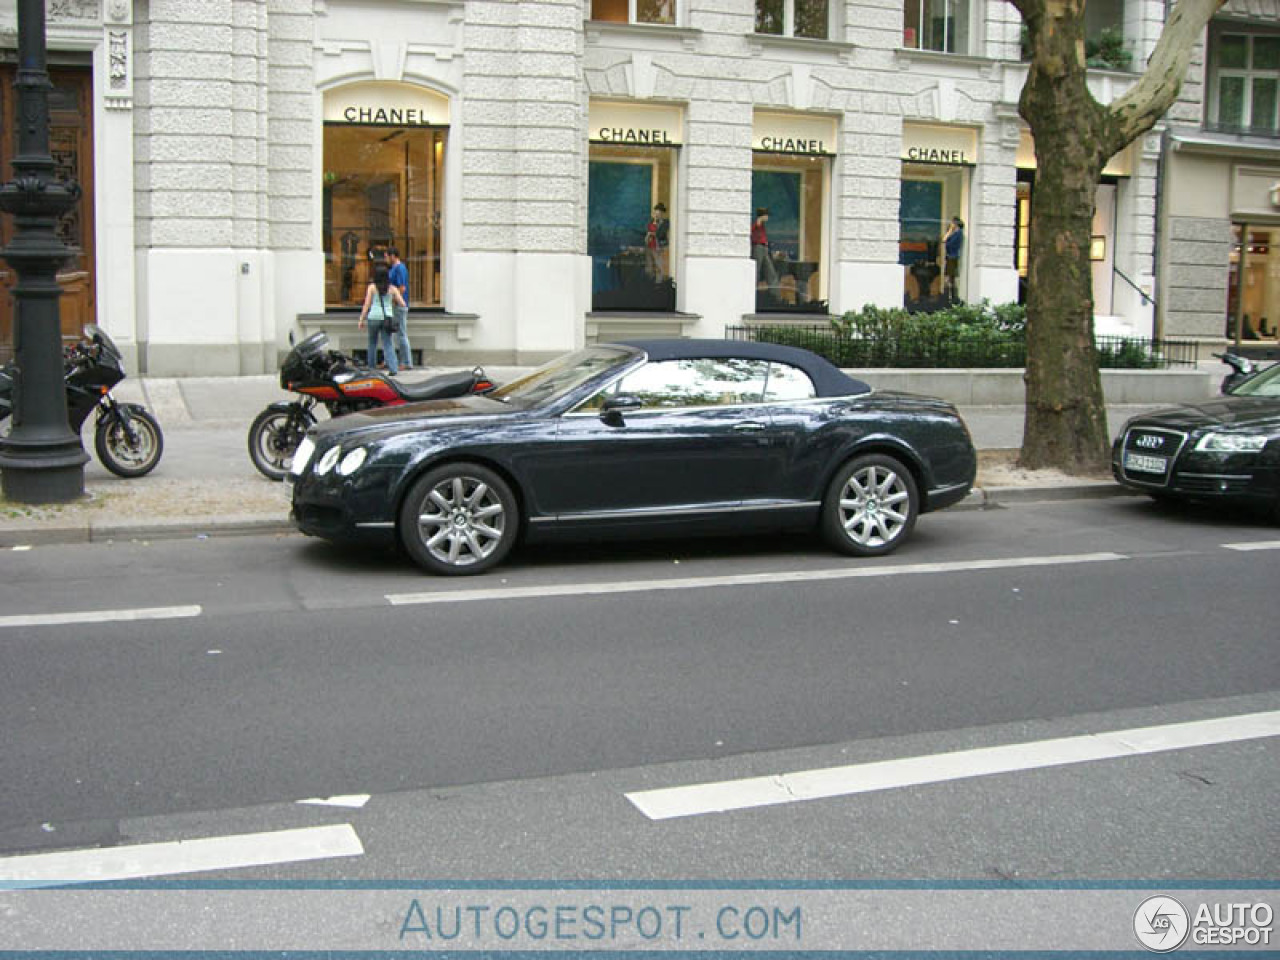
[322,124,446,309]
[588,143,676,311]
[751,154,827,312]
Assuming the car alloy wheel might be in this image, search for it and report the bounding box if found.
[822,453,918,557]
[399,463,518,575]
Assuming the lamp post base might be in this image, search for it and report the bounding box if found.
[0,439,89,503]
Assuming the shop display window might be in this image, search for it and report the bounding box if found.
[1227,224,1280,341]
[899,163,967,311]
[588,143,677,312]
[322,124,446,310]
[751,154,828,313]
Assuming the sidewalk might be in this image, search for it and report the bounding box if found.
[0,370,1160,547]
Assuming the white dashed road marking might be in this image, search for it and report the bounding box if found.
[386,553,1127,606]
[1222,540,1280,552]
[626,710,1280,820]
[0,825,364,888]
[0,605,202,629]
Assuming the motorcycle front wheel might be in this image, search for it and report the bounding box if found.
[248,406,316,481]
[95,404,164,478]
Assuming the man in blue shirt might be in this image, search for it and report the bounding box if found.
[387,248,412,370]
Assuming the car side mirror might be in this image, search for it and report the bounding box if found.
[600,394,643,425]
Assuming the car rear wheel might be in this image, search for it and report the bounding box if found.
[821,453,918,557]
[399,463,518,575]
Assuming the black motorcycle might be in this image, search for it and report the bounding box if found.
[1213,351,1271,394]
[248,331,495,481]
[0,324,164,478]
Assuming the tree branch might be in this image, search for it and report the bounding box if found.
[1105,0,1226,148]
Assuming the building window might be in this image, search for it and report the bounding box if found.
[903,0,969,53]
[1208,29,1280,135]
[322,124,446,309]
[755,0,829,40]
[751,154,828,313]
[900,163,967,309]
[589,143,677,312]
[590,0,676,26]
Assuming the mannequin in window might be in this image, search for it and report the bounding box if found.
[942,217,964,301]
[751,207,780,295]
[644,203,670,282]
[340,230,360,301]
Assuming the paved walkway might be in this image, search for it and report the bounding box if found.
[0,368,1174,546]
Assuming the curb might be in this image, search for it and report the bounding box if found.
[1,484,1133,548]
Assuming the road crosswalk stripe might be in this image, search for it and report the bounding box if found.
[0,824,363,888]
[386,552,1126,606]
[0,605,202,629]
[626,710,1280,820]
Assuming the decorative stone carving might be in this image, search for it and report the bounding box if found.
[105,26,133,109]
[106,0,131,24]
[48,0,100,22]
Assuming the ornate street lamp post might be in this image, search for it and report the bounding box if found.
[0,0,89,502]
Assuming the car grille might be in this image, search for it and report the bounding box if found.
[1118,426,1188,488]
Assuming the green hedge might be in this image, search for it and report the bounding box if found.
[740,301,1167,369]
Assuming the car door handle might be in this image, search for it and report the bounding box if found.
[732,421,767,432]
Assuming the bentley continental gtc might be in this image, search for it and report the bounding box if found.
[289,340,977,574]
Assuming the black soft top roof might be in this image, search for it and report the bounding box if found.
[616,339,870,398]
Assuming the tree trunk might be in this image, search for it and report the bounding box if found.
[1018,5,1111,474]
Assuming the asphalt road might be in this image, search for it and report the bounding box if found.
[0,496,1276,884]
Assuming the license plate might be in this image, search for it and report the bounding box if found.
[1124,452,1167,474]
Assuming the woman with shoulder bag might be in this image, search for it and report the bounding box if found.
[357,264,406,375]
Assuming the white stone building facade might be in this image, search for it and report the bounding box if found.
[1,0,1250,376]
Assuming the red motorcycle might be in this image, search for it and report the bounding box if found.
[248,331,495,480]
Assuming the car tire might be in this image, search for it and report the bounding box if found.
[821,453,919,557]
[399,462,518,575]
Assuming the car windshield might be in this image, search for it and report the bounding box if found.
[489,346,637,407]
[1229,362,1280,398]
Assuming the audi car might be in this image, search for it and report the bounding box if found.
[1112,360,1280,520]
[289,339,977,575]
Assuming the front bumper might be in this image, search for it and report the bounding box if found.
[289,467,400,543]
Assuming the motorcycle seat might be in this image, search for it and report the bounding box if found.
[395,369,477,402]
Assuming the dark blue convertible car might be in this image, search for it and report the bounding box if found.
[289,340,977,574]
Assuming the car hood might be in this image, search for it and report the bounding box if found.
[1125,396,1280,432]
[312,394,521,442]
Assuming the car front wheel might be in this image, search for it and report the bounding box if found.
[821,453,918,557]
[399,463,518,575]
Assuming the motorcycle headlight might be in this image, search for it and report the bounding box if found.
[316,444,343,476]
[337,447,367,476]
[1194,432,1268,453]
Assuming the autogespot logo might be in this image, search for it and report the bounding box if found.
[1135,896,1191,952]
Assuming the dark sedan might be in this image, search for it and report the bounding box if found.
[1112,360,1280,520]
[289,340,977,574]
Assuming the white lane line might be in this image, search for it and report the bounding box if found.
[297,794,371,809]
[0,824,364,889]
[626,710,1280,821]
[1223,540,1280,552]
[387,552,1126,606]
[0,605,202,629]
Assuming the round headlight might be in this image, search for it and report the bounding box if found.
[337,447,367,476]
[316,445,342,475]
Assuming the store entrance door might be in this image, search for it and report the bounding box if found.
[0,65,96,364]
